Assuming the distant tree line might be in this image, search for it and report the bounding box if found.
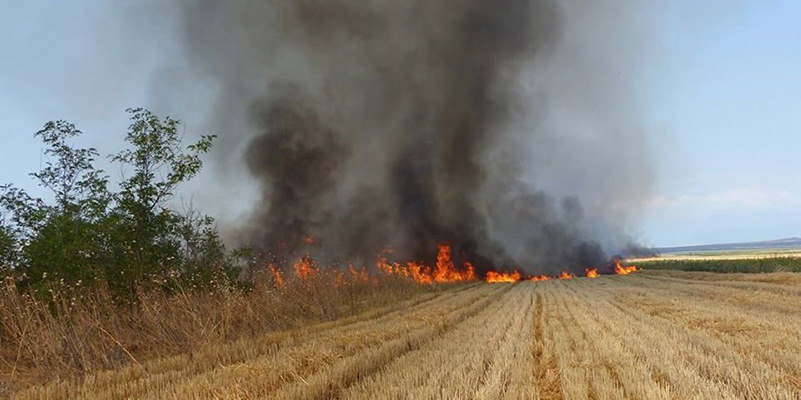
[0,109,244,304]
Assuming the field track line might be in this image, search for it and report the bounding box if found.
[270,285,513,399]
[612,278,801,391]
[472,286,536,399]
[571,279,740,398]
[16,284,487,400]
[336,284,533,399]
[142,284,504,399]
[637,272,801,297]
[339,285,521,398]
[589,278,798,398]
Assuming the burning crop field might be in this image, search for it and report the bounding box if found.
[268,243,637,287]
[14,267,801,399]
[11,237,801,398]
[10,244,801,399]
[3,0,801,399]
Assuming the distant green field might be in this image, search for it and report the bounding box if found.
[654,248,801,259]
[635,256,801,273]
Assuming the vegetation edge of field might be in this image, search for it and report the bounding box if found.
[636,256,801,273]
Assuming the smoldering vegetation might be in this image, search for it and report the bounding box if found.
[171,0,653,275]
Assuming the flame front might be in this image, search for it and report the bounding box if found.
[614,260,638,275]
[486,270,522,283]
[274,245,639,288]
[333,270,346,287]
[268,263,285,287]
[349,264,370,283]
[293,255,319,280]
[433,244,476,282]
[377,244,475,284]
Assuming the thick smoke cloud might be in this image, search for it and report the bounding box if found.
[173,0,652,274]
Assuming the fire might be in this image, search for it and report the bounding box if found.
[486,270,521,283]
[433,244,476,283]
[376,254,394,275]
[293,254,319,280]
[349,264,370,283]
[614,260,638,275]
[277,245,641,288]
[377,244,476,284]
[268,263,285,287]
[463,262,477,281]
[377,255,429,283]
[407,261,433,284]
[333,270,346,287]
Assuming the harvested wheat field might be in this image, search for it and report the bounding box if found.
[16,270,801,400]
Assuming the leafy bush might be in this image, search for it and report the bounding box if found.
[1,121,112,291]
[0,109,238,302]
[0,217,17,268]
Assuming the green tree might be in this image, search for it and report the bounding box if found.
[1,109,236,302]
[107,108,219,299]
[0,121,111,289]
[0,214,18,269]
[175,204,240,288]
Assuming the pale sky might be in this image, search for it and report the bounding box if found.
[643,0,801,246]
[1,1,800,248]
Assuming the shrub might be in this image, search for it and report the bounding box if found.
[0,109,235,302]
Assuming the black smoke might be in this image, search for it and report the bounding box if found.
[171,0,652,275]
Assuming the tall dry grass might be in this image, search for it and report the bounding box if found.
[0,267,428,394]
[11,270,801,399]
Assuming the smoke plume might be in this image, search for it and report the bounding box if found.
[172,0,652,275]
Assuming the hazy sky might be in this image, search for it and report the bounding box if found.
[1,1,799,247]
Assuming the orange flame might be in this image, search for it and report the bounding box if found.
[614,260,638,275]
[376,254,394,275]
[463,262,477,281]
[268,263,285,287]
[486,270,521,283]
[407,261,433,284]
[433,244,476,283]
[293,255,319,280]
[333,270,346,287]
[278,245,644,287]
[349,264,370,283]
[376,244,476,284]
